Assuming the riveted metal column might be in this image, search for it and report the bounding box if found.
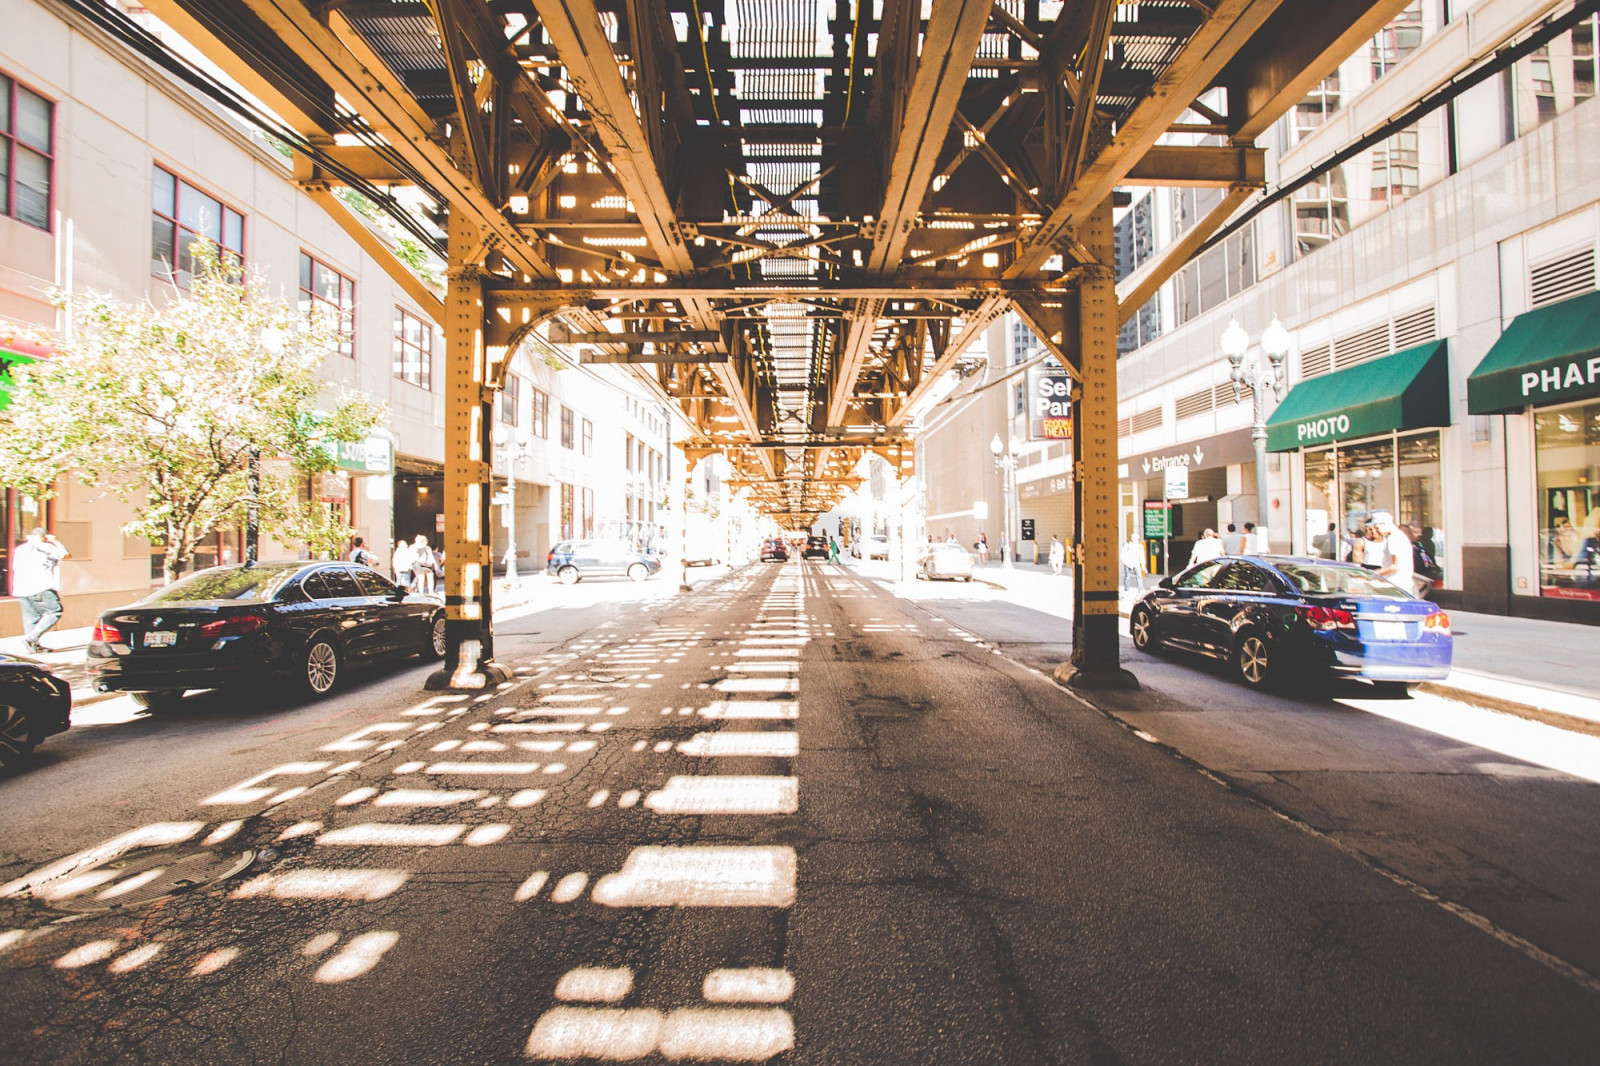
[427,210,511,690]
[1060,196,1137,691]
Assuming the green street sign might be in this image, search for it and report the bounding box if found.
[1143,502,1169,538]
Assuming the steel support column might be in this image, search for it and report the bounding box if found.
[1063,198,1136,690]
[427,211,511,690]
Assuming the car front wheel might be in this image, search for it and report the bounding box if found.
[1129,607,1157,651]
[302,638,341,698]
[558,566,580,585]
[627,563,647,582]
[1234,631,1273,688]
[0,703,34,767]
[427,613,447,659]
[132,690,185,711]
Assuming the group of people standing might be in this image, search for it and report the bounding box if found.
[348,534,443,593]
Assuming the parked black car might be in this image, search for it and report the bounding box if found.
[87,562,445,707]
[802,536,830,560]
[545,539,662,584]
[0,653,71,767]
[1128,556,1451,691]
[760,538,790,562]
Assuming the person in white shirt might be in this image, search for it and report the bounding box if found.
[392,537,416,590]
[1371,512,1416,593]
[1244,521,1268,554]
[411,534,436,593]
[1187,528,1223,568]
[1119,536,1146,591]
[12,527,70,654]
[1048,535,1066,576]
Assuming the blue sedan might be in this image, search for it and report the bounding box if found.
[1128,556,1451,692]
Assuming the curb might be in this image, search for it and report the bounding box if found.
[1416,681,1600,739]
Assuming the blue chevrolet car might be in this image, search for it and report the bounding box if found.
[1129,555,1451,693]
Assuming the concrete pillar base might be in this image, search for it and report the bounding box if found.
[1053,661,1139,692]
[425,660,514,690]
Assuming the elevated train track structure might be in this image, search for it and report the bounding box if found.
[139,0,1415,687]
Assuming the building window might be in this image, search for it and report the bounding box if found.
[500,372,520,426]
[560,406,574,449]
[581,418,593,457]
[152,166,245,287]
[1,74,53,231]
[1301,431,1441,573]
[581,487,594,538]
[624,432,635,472]
[393,308,433,389]
[531,388,549,439]
[1535,399,1600,601]
[298,253,355,357]
[560,482,574,540]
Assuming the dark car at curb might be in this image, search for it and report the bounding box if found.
[87,562,445,708]
[0,653,71,767]
[1128,555,1451,692]
[802,536,830,561]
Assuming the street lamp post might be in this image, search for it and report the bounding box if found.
[990,433,1020,569]
[494,429,534,584]
[1221,316,1291,543]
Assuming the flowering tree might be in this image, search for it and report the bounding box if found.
[0,247,384,583]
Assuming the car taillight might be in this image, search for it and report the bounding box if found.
[1299,605,1355,630]
[1424,610,1451,634]
[197,614,267,638]
[93,621,123,643]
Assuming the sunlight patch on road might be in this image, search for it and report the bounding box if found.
[703,968,794,1003]
[232,869,408,901]
[556,967,634,1003]
[592,846,796,907]
[317,824,466,847]
[191,947,240,975]
[644,776,798,815]
[313,931,400,984]
[677,732,799,758]
[54,939,118,969]
[698,701,798,720]
[373,788,486,807]
[1344,694,1600,784]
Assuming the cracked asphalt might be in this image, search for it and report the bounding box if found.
[1,560,1597,1064]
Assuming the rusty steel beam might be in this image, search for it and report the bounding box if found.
[886,295,1007,428]
[1007,0,1288,277]
[1124,145,1267,187]
[1115,185,1256,325]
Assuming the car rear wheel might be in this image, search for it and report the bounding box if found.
[1373,681,1416,697]
[131,690,185,711]
[0,703,34,767]
[627,563,647,582]
[1234,631,1273,688]
[1129,607,1157,651]
[427,613,447,659]
[558,566,579,585]
[301,638,341,698]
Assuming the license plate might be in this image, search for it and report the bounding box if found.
[1370,620,1409,641]
[143,630,177,648]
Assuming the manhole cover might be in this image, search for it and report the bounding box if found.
[43,847,257,914]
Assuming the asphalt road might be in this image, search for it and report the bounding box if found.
[1,561,1597,1064]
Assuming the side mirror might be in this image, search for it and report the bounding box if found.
[1158,577,1173,590]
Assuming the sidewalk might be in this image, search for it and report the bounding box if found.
[969,559,1600,736]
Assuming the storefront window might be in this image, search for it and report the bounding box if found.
[1535,399,1600,601]
[1299,431,1442,572]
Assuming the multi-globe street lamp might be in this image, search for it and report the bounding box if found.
[989,433,1021,569]
[1220,316,1291,542]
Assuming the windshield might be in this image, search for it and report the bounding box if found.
[141,565,303,603]
[1274,562,1412,599]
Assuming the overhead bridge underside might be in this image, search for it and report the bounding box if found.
[141,0,1413,685]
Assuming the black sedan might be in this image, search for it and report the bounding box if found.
[1128,556,1452,692]
[0,653,71,767]
[802,536,830,560]
[87,562,445,707]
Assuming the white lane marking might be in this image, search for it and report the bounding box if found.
[591,846,796,907]
[644,776,798,815]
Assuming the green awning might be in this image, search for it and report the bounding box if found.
[1265,340,1450,451]
[1467,289,1600,414]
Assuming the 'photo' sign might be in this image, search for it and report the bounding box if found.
[1028,367,1074,440]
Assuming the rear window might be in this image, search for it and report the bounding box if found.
[1275,562,1411,598]
[141,565,302,603]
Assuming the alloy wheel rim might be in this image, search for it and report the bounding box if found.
[432,618,447,656]
[0,704,28,757]
[1132,612,1150,647]
[308,643,338,693]
[1241,638,1267,683]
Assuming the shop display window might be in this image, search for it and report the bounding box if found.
[1300,431,1442,573]
[1535,399,1600,600]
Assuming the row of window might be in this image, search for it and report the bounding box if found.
[498,375,593,455]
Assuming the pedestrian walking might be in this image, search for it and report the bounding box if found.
[1221,523,1245,555]
[392,537,416,590]
[1048,534,1066,576]
[827,536,840,563]
[1370,512,1422,595]
[411,534,436,593]
[348,536,377,568]
[12,527,69,654]
[1244,521,1267,554]
[1188,528,1223,568]
[975,533,989,565]
[1120,536,1146,592]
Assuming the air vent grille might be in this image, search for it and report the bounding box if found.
[1174,387,1212,421]
[1333,324,1391,369]
[1300,344,1332,378]
[1130,407,1164,434]
[1392,306,1437,349]
[1530,248,1595,309]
